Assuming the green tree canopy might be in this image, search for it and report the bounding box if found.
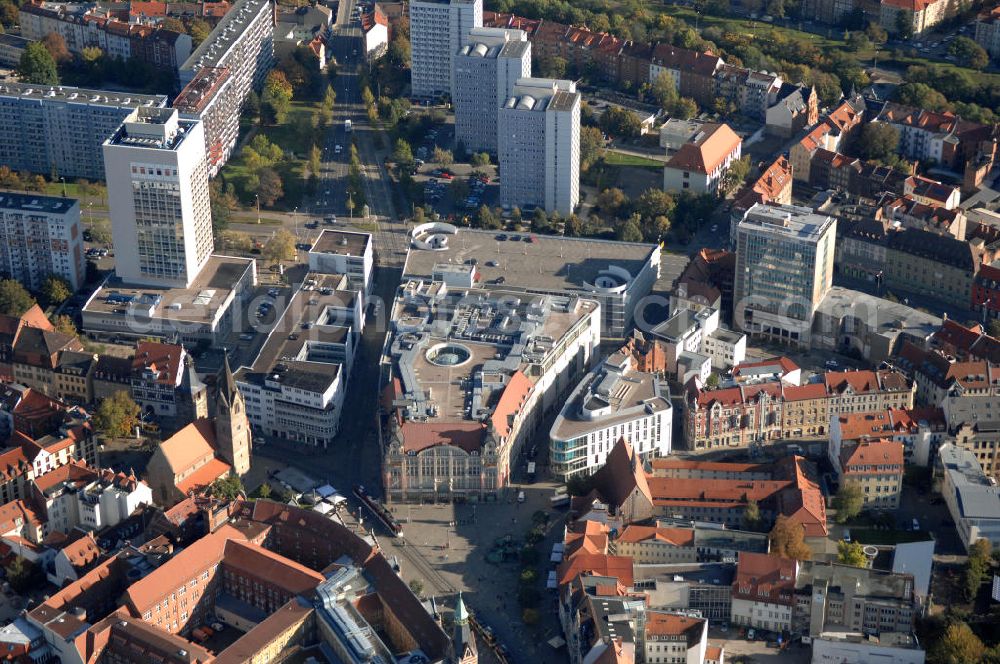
[741,499,762,531]
[41,275,72,307]
[949,36,989,71]
[392,138,414,165]
[18,42,59,85]
[837,540,867,567]
[211,474,244,501]
[256,167,284,207]
[858,123,900,163]
[93,390,141,438]
[930,622,984,664]
[263,229,296,263]
[580,125,605,171]
[0,280,37,316]
[832,482,864,524]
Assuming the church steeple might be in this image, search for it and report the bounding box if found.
[452,592,477,664]
[213,355,251,476]
[217,355,239,413]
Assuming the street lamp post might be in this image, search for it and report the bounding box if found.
[255,194,261,224]
[60,177,66,197]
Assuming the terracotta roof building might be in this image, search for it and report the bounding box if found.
[663,122,743,195]
[830,438,905,509]
[731,552,798,631]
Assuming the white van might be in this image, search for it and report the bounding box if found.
[517,491,525,503]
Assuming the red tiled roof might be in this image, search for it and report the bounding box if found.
[733,551,797,605]
[783,383,827,401]
[651,459,766,474]
[841,439,904,473]
[61,533,101,569]
[132,341,183,385]
[175,457,231,496]
[222,539,324,595]
[491,371,533,440]
[399,421,485,453]
[645,612,704,646]
[666,123,741,175]
[732,355,799,377]
[616,525,694,547]
[591,438,651,509]
[557,553,634,587]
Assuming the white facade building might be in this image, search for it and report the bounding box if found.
[236,274,362,448]
[453,28,530,154]
[649,306,747,376]
[733,203,836,346]
[549,350,672,480]
[498,78,580,215]
[409,0,482,99]
[811,633,925,664]
[937,443,1000,551]
[308,230,375,297]
[102,107,214,289]
[0,193,86,291]
[177,0,275,176]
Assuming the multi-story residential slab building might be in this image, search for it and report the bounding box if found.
[549,348,672,480]
[0,33,30,67]
[829,437,905,510]
[236,273,362,448]
[976,7,1000,58]
[0,193,86,292]
[733,203,837,346]
[498,77,580,215]
[382,279,600,501]
[176,0,275,176]
[936,442,1000,551]
[0,82,167,181]
[402,223,660,339]
[453,27,530,155]
[875,102,996,173]
[19,1,192,73]
[410,0,482,99]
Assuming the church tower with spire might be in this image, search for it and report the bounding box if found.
[213,356,251,476]
[452,593,477,664]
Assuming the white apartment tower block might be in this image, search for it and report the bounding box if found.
[0,193,86,291]
[453,27,530,154]
[410,0,482,99]
[103,107,214,288]
[498,78,581,216]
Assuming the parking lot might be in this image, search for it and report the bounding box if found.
[707,628,812,664]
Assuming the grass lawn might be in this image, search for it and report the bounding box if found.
[41,181,107,202]
[603,150,664,168]
[852,528,932,545]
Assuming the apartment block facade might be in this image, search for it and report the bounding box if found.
[0,82,167,181]
[0,193,86,291]
[410,0,482,99]
[453,27,530,154]
[498,77,580,215]
[177,0,275,176]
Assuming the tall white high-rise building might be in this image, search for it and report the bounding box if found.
[498,78,581,216]
[733,203,837,346]
[103,107,214,288]
[410,0,482,99]
[453,27,530,154]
